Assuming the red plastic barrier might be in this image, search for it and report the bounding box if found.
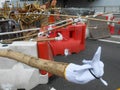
[37,41,53,77]
[106,15,115,34]
[108,25,115,35]
[48,15,55,24]
[49,23,86,56]
[80,23,86,50]
[118,29,120,35]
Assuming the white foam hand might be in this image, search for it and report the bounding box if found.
[65,46,108,86]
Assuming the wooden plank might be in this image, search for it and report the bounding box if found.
[88,16,111,39]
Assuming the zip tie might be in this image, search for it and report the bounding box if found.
[47,12,51,17]
[100,78,108,86]
[48,25,53,31]
[38,32,44,37]
[74,18,79,23]
[89,69,100,79]
[69,18,74,22]
[89,69,108,86]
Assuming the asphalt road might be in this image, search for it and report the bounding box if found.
[32,39,120,90]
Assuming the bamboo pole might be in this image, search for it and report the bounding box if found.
[0,28,40,36]
[0,49,68,78]
[48,13,119,23]
[1,33,38,44]
[87,17,118,23]
[15,13,119,24]
[43,21,73,34]
[37,37,55,42]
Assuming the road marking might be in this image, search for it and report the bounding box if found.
[98,39,120,44]
[98,35,120,44]
[111,35,120,39]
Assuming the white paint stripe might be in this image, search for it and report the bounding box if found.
[98,39,120,44]
[111,35,120,39]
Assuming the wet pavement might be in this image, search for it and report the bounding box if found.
[32,39,120,90]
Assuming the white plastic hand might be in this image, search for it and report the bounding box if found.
[55,33,63,40]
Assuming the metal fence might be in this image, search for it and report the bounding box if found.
[86,6,120,13]
[61,6,120,15]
